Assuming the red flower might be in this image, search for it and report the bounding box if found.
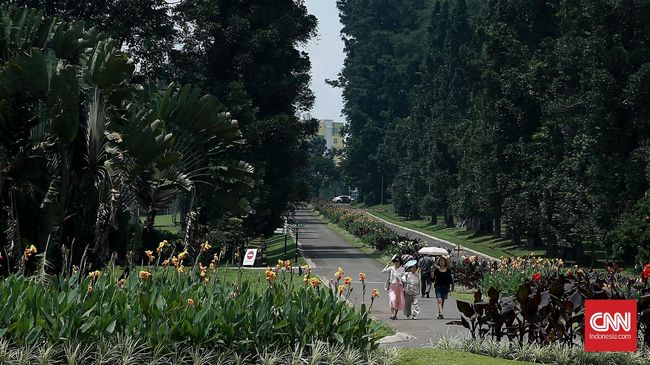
[642,263,650,283]
[464,257,471,265]
[532,272,542,282]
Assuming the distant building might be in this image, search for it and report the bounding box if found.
[316,119,345,151]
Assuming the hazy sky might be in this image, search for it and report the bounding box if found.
[304,0,345,121]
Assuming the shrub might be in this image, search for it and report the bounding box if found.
[313,200,423,255]
[435,336,650,365]
[0,266,383,354]
[455,268,650,348]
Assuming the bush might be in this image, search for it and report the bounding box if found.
[313,200,423,255]
[436,336,650,365]
[0,338,400,365]
[455,268,650,348]
[0,264,384,354]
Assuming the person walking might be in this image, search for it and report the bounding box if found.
[432,257,454,319]
[382,255,405,320]
[418,254,433,298]
[402,260,421,319]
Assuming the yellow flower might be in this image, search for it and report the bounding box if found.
[178,250,189,261]
[171,256,179,267]
[338,285,345,295]
[88,270,101,280]
[335,267,344,280]
[118,278,126,288]
[72,265,79,273]
[187,298,194,306]
[359,272,366,282]
[177,265,185,273]
[284,260,291,269]
[200,241,212,252]
[87,283,93,294]
[156,241,166,253]
[371,288,380,299]
[23,245,37,261]
[303,274,310,285]
[209,263,216,272]
[139,270,152,280]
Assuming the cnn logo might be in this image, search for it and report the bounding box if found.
[589,312,631,332]
[585,300,637,352]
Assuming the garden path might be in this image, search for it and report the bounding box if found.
[295,210,465,349]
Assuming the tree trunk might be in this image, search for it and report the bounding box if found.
[494,217,501,238]
[430,212,438,225]
[144,210,157,232]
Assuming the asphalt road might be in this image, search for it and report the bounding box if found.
[295,210,465,348]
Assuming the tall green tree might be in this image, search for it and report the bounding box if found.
[169,0,318,236]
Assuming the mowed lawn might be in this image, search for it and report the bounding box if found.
[355,203,546,258]
[398,349,538,365]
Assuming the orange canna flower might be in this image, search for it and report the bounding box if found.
[310,277,322,288]
[344,276,352,285]
[171,256,179,267]
[178,250,189,261]
[284,260,291,269]
[266,269,277,282]
[359,272,366,282]
[187,298,194,306]
[371,288,380,299]
[145,250,154,257]
[338,285,345,295]
[139,270,152,280]
[303,274,310,285]
[162,259,169,268]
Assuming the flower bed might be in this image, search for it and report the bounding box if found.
[313,200,423,255]
[456,262,650,348]
[0,249,386,361]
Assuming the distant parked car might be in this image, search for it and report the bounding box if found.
[332,195,352,203]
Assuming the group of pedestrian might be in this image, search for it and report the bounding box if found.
[382,253,454,320]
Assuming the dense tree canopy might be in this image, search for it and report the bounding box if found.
[336,0,650,263]
[6,0,320,238]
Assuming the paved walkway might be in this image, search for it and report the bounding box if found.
[295,210,464,348]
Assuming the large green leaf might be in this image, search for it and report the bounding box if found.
[48,65,80,143]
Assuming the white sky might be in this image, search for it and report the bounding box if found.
[304,0,345,121]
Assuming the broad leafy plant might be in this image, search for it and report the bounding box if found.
[0,6,253,272]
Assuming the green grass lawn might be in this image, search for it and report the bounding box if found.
[265,233,307,267]
[141,214,181,234]
[356,203,546,259]
[398,349,539,365]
